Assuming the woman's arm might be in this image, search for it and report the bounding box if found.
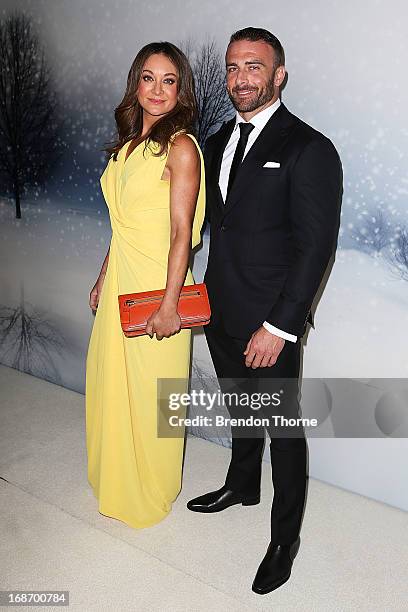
[145,134,201,340]
[98,246,110,280]
[162,134,200,310]
[89,246,110,311]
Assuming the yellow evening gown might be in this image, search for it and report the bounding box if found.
[85,133,205,528]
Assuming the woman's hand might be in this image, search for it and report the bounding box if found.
[89,273,106,312]
[145,305,181,340]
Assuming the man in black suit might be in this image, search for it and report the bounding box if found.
[187,27,343,594]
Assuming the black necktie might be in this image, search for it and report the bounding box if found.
[226,122,255,199]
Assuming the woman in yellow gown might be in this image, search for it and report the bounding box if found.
[85,42,205,528]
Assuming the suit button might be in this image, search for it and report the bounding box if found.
[221,225,226,231]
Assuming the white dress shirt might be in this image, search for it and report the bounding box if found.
[218,98,297,343]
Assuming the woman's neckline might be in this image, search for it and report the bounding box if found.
[123,139,145,165]
[123,131,193,165]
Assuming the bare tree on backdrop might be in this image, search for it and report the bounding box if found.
[183,39,233,147]
[352,208,392,254]
[0,12,63,218]
[391,226,408,281]
[0,284,68,384]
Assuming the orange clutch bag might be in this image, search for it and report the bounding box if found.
[118,283,211,337]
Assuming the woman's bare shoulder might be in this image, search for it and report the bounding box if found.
[167,132,201,166]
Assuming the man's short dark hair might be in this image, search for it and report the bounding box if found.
[229,27,285,68]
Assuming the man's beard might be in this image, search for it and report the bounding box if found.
[228,75,275,113]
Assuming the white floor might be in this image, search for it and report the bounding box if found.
[0,364,407,612]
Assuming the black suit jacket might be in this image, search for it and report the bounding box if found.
[203,102,343,339]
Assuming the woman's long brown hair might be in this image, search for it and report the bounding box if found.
[106,42,197,161]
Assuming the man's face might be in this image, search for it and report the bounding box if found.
[225,39,284,114]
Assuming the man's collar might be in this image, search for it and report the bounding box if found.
[234,98,281,131]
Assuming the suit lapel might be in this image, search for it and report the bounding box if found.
[223,104,296,216]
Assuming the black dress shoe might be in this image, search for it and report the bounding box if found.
[252,536,300,594]
[187,485,260,513]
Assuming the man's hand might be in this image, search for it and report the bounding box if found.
[243,326,285,368]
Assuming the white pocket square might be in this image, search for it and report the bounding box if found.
[263,161,280,168]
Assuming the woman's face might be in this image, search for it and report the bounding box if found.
[137,53,179,117]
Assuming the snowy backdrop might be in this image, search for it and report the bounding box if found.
[1,0,407,508]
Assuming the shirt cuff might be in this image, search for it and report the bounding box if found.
[262,321,297,343]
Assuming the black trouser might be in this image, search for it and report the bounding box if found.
[204,314,308,544]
